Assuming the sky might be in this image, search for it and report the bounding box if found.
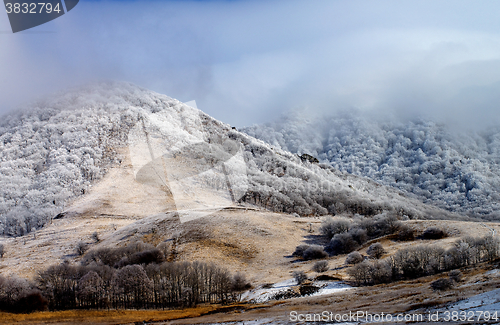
[2,0,500,129]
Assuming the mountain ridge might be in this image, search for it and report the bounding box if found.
[0,82,465,236]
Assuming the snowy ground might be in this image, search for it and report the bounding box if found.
[240,279,352,303]
[430,283,500,317]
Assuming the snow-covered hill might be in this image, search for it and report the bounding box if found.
[0,83,460,236]
[243,110,500,220]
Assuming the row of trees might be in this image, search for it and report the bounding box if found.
[348,235,500,285]
[0,239,250,312]
[0,259,247,313]
[38,260,246,310]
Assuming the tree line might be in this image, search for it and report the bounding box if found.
[348,235,500,286]
[0,241,250,312]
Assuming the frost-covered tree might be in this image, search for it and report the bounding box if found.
[243,109,500,220]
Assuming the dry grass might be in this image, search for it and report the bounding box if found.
[0,303,277,325]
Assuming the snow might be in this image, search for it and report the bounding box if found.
[433,288,500,314]
[243,109,500,219]
[314,281,352,296]
[0,81,463,237]
[485,269,499,276]
[240,279,352,303]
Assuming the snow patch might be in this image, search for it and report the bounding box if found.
[241,279,351,303]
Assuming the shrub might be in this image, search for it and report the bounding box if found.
[326,232,360,255]
[359,214,400,238]
[346,251,364,265]
[396,224,415,241]
[448,270,462,283]
[0,243,4,258]
[349,228,368,245]
[319,217,351,239]
[91,232,100,243]
[312,261,329,273]
[115,248,164,267]
[422,227,446,240]
[81,241,157,267]
[367,243,385,259]
[76,242,89,256]
[232,272,251,291]
[156,242,170,260]
[302,245,328,260]
[430,278,454,291]
[292,271,307,285]
[370,260,392,284]
[293,244,310,257]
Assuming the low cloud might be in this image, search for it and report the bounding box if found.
[1,0,500,129]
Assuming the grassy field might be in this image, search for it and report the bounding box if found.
[0,304,268,325]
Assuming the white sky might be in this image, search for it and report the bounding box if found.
[1,0,500,128]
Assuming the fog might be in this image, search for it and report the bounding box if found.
[1,0,500,128]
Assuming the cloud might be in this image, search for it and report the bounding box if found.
[2,0,500,129]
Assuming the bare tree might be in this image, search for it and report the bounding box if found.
[111,264,153,309]
[77,271,104,308]
[347,260,372,286]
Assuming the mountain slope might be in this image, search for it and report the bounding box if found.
[243,110,500,220]
[0,83,464,236]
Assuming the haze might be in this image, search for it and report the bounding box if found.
[1,0,500,129]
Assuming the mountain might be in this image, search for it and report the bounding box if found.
[243,110,500,220]
[0,82,461,236]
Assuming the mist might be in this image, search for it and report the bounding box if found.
[1,0,500,129]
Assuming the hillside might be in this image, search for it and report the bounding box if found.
[243,110,500,220]
[0,82,463,237]
[0,83,499,324]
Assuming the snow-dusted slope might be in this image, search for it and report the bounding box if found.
[0,83,460,236]
[243,110,500,220]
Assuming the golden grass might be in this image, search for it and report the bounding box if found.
[0,303,274,325]
[0,305,220,325]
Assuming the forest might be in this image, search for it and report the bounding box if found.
[244,109,500,220]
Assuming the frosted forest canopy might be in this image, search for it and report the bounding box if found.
[243,110,500,220]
